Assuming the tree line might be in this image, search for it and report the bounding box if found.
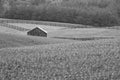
[0,0,120,27]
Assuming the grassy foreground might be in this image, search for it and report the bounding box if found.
[0,39,120,80]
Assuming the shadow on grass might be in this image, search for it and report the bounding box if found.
[53,37,114,41]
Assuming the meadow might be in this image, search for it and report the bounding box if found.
[0,32,76,49]
[0,38,120,80]
[0,0,120,79]
[0,18,120,80]
[7,23,66,33]
[7,22,120,39]
[0,23,30,31]
[0,24,75,49]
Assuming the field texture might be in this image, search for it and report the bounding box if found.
[7,23,66,33]
[0,22,77,49]
[0,19,120,80]
[6,23,120,39]
[0,32,74,49]
[0,23,30,31]
[0,39,120,80]
[52,28,120,39]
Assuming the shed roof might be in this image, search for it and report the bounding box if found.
[28,27,47,33]
[37,27,47,33]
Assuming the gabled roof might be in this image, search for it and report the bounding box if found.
[37,27,47,33]
[28,27,47,33]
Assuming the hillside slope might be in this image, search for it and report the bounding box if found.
[6,22,120,39]
[0,32,74,49]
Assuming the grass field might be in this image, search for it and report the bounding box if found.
[2,21,117,49]
[0,32,75,49]
[0,18,120,80]
[7,23,66,33]
[0,23,30,31]
[0,38,120,80]
[51,28,120,40]
[6,23,120,38]
[0,24,27,35]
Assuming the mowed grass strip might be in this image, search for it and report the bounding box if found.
[0,39,119,80]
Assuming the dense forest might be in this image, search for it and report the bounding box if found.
[0,0,120,27]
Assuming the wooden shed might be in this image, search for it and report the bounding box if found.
[27,27,47,37]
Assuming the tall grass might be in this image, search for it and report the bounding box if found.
[0,39,120,80]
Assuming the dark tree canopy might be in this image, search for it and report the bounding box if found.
[0,0,120,27]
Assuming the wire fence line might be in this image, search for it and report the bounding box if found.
[0,23,30,31]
